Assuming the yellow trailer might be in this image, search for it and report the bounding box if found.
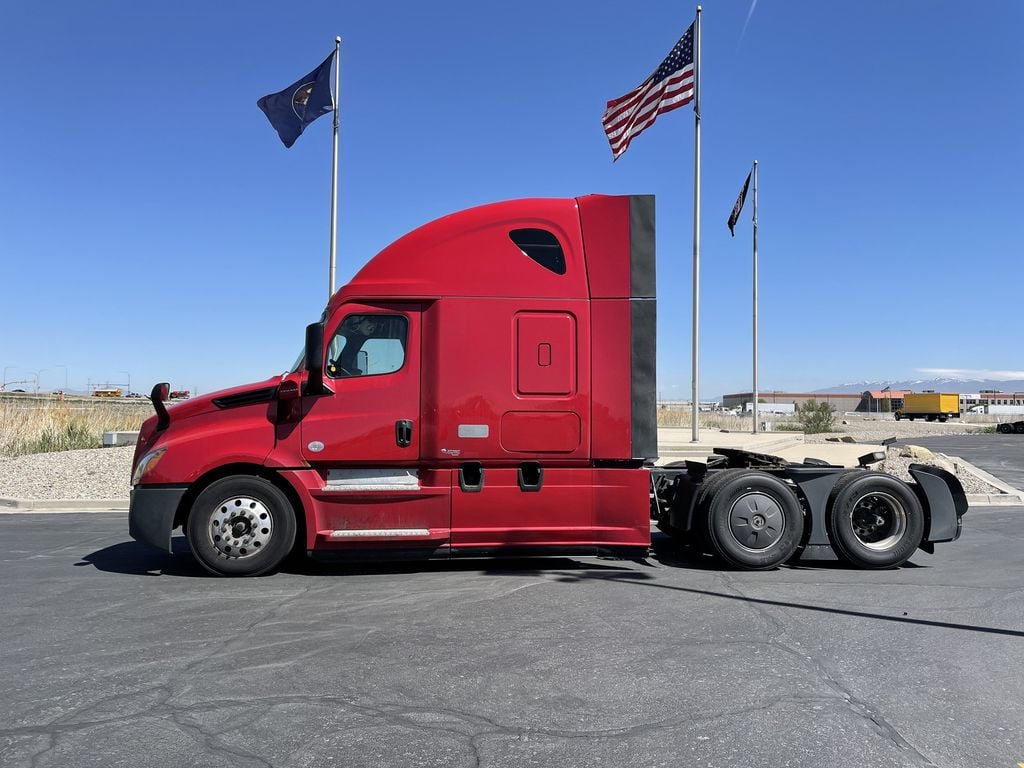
[895,392,960,422]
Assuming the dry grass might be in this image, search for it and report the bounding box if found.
[656,405,802,432]
[0,399,151,456]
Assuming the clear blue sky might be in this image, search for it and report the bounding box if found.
[1,1,1020,398]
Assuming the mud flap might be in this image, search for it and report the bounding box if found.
[909,464,968,543]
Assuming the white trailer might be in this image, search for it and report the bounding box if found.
[986,405,1024,415]
[746,402,795,415]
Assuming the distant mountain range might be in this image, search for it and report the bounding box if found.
[815,378,1024,394]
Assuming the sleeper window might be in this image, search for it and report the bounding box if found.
[510,228,566,275]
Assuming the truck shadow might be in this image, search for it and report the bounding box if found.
[649,533,927,571]
[568,567,1024,639]
[77,533,927,579]
[76,537,650,580]
[75,537,209,577]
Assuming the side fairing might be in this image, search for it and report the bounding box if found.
[578,194,657,461]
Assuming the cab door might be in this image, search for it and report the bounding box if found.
[301,302,420,463]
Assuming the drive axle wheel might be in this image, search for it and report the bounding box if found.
[826,472,923,569]
[1015,423,1024,434]
[998,423,1012,434]
[700,471,804,570]
[187,475,296,576]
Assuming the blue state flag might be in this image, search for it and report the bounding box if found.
[257,51,335,148]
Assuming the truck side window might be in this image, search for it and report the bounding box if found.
[326,314,408,379]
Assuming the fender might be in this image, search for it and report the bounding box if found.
[129,485,190,552]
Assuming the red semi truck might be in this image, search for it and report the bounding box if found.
[129,194,966,576]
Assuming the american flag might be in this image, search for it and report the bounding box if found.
[602,22,696,160]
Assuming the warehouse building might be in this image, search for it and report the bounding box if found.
[722,391,865,412]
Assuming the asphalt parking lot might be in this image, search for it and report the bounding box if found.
[1,507,1022,768]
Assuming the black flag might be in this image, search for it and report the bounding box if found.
[728,170,752,236]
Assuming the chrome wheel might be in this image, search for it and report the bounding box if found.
[209,496,273,560]
[849,491,907,551]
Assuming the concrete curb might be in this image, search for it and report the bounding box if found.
[937,454,1024,507]
[964,493,1024,506]
[0,498,128,512]
[938,452,1024,499]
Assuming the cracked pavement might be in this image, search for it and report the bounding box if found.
[0,508,1022,767]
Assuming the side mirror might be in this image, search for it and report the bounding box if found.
[304,322,325,396]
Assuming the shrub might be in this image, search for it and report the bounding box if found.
[772,422,804,432]
[796,399,835,434]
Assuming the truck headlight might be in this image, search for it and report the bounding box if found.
[132,448,167,486]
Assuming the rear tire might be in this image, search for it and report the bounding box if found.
[187,475,297,576]
[998,423,1013,434]
[826,472,923,569]
[1015,422,1024,435]
[700,471,804,570]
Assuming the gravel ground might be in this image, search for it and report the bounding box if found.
[0,446,134,500]
[878,447,999,495]
[0,415,1004,500]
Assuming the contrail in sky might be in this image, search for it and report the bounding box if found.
[739,0,759,44]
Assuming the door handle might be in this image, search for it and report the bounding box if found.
[395,419,413,448]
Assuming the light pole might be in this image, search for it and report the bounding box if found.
[31,369,49,394]
[119,370,131,393]
[2,366,17,391]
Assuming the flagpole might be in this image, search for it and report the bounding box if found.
[690,5,702,442]
[328,36,342,301]
[752,160,759,434]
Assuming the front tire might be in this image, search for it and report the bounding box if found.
[187,475,297,576]
[826,472,923,569]
[700,471,804,570]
